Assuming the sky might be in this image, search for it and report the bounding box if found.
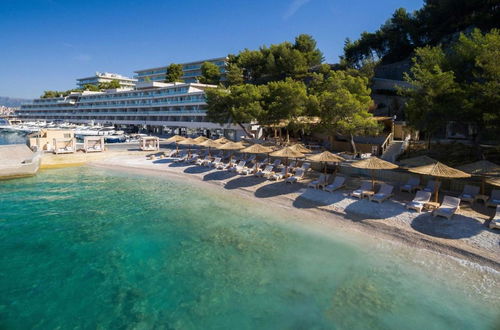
[0,0,423,99]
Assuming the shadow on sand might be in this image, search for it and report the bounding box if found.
[169,162,191,168]
[203,170,238,181]
[343,198,406,220]
[292,189,346,209]
[254,181,303,198]
[152,159,174,164]
[224,175,266,190]
[184,166,212,174]
[410,213,485,239]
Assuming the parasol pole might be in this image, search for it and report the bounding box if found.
[434,177,440,203]
[371,169,375,190]
[481,176,485,195]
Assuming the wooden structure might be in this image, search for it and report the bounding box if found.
[28,129,75,152]
[140,136,160,151]
[83,136,105,153]
[53,138,76,154]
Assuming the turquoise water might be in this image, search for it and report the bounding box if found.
[0,167,499,329]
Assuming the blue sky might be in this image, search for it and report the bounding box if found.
[0,0,423,99]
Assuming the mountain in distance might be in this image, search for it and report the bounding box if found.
[0,96,31,107]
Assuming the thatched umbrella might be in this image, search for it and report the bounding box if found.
[193,136,209,144]
[164,135,185,155]
[486,177,500,187]
[399,156,438,168]
[241,144,274,164]
[198,139,222,156]
[177,137,197,156]
[289,144,312,154]
[351,157,398,190]
[409,162,471,202]
[269,146,305,176]
[307,151,345,175]
[214,137,232,144]
[458,160,500,194]
[218,141,246,165]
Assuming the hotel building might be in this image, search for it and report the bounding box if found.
[134,57,227,83]
[17,82,243,136]
[76,72,137,89]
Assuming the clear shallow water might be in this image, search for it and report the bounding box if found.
[0,131,26,145]
[0,167,498,329]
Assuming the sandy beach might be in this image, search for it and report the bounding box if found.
[68,151,500,271]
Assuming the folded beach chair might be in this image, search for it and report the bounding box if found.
[285,168,305,184]
[433,195,460,220]
[370,183,394,203]
[240,162,259,175]
[405,191,432,213]
[458,184,480,204]
[255,165,274,178]
[350,181,372,199]
[489,205,500,230]
[423,180,441,193]
[400,177,420,193]
[308,173,328,189]
[270,167,287,181]
[486,190,500,208]
[231,160,246,173]
[324,176,346,192]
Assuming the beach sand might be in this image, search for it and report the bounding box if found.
[80,152,500,270]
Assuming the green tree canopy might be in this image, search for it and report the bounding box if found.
[199,62,221,85]
[165,63,184,82]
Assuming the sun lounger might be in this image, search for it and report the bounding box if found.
[458,185,480,204]
[240,163,259,175]
[324,176,346,192]
[270,167,287,181]
[433,195,460,220]
[189,154,199,164]
[209,157,222,167]
[350,181,372,199]
[489,206,500,229]
[308,173,328,189]
[196,156,211,166]
[370,183,394,203]
[400,177,420,193]
[406,191,432,212]
[166,150,177,157]
[297,162,311,172]
[285,168,305,184]
[271,159,281,168]
[255,165,273,178]
[173,152,188,163]
[216,161,233,170]
[423,180,441,193]
[486,190,500,208]
[231,160,247,173]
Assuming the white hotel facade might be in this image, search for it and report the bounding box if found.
[17,81,243,136]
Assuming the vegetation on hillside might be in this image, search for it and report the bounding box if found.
[41,80,122,98]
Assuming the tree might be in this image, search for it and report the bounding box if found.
[98,79,121,90]
[225,63,244,86]
[83,84,100,91]
[199,62,221,85]
[315,70,378,153]
[293,34,324,67]
[165,63,184,82]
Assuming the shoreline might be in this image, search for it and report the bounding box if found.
[86,155,500,272]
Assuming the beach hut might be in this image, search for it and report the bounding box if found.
[351,156,398,190]
[53,137,76,154]
[83,136,105,153]
[269,146,304,176]
[409,162,471,202]
[289,144,312,154]
[164,135,185,155]
[458,160,500,194]
[218,141,246,165]
[198,139,222,156]
[140,136,160,151]
[307,151,345,174]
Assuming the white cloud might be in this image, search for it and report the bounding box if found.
[283,0,312,20]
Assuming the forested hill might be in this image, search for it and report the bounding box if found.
[343,0,499,68]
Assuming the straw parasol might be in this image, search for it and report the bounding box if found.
[289,144,312,154]
[307,151,345,174]
[218,141,246,165]
[270,146,305,176]
[409,162,471,202]
[351,157,398,190]
[214,137,232,144]
[177,137,197,156]
[192,136,209,144]
[458,160,500,194]
[399,155,438,168]
[486,177,500,187]
[164,135,185,155]
[198,139,222,156]
[241,143,273,154]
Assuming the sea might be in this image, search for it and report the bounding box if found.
[0,165,499,329]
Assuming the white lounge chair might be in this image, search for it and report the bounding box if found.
[173,152,188,163]
[370,183,394,203]
[189,154,199,164]
[458,185,480,204]
[297,162,311,172]
[231,160,246,173]
[209,157,222,167]
[270,167,287,181]
[489,206,500,230]
[406,191,432,213]
[197,156,211,166]
[255,165,273,178]
[240,162,259,175]
[271,159,281,168]
[217,161,232,170]
[423,180,441,193]
[308,173,328,189]
[433,195,460,220]
[324,176,346,192]
[350,181,372,199]
[285,168,305,184]
[400,177,420,193]
[486,190,500,208]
